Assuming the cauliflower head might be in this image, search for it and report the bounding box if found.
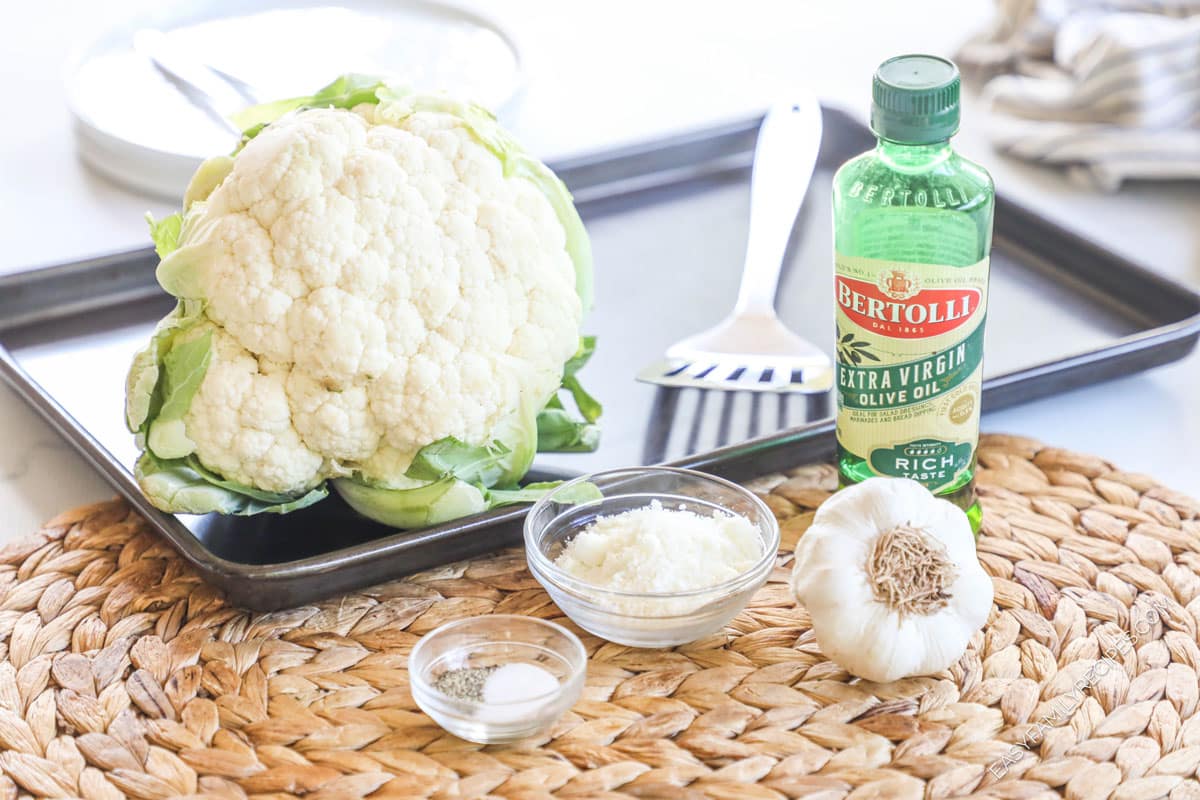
[127,77,598,525]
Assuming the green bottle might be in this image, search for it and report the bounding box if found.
[831,54,994,529]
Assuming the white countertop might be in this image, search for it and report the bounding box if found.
[3,0,1198,540]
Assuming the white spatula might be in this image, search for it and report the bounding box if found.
[637,97,832,393]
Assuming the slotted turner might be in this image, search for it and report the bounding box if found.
[637,97,832,393]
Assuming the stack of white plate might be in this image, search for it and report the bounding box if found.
[65,0,524,199]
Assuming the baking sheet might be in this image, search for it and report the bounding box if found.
[2,107,1197,609]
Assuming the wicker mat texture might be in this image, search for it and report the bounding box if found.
[0,434,1198,800]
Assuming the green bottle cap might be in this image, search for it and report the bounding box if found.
[871,54,960,144]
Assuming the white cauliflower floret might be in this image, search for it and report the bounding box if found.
[147,102,582,496]
[286,372,381,465]
[182,325,324,493]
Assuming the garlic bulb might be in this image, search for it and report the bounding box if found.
[791,477,993,683]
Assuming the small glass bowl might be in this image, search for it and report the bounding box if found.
[524,467,781,648]
[409,615,586,744]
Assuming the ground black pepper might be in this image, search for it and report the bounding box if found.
[433,665,498,701]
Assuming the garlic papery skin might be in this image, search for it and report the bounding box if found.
[790,477,994,683]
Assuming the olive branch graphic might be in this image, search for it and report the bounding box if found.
[836,325,882,366]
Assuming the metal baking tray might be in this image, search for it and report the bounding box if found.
[3,106,1198,610]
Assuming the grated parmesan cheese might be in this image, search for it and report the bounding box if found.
[553,501,762,595]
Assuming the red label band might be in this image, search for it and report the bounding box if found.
[836,275,980,339]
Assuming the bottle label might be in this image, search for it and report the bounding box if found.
[835,252,988,493]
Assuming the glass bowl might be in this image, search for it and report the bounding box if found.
[524,467,781,648]
[408,615,586,744]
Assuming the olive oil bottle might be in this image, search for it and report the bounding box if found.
[832,54,994,529]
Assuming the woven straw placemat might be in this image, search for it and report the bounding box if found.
[0,434,1197,800]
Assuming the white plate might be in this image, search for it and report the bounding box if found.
[66,0,524,199]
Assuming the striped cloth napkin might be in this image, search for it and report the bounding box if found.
[957,0,1200,189]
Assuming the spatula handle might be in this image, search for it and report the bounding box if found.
[733,96,823,316]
